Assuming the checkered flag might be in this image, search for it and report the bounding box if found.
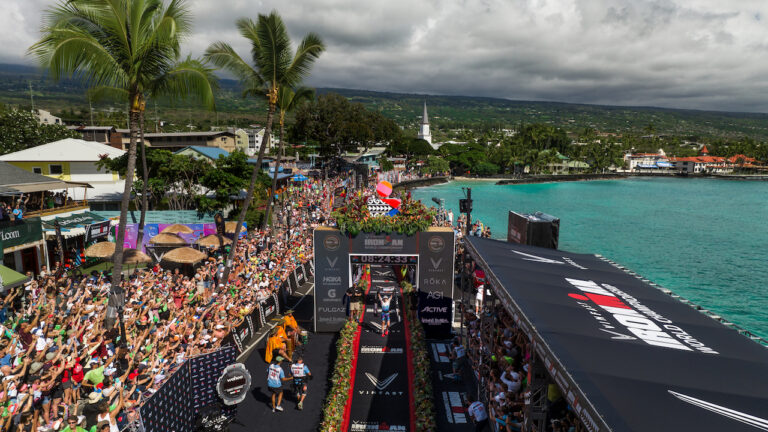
[367,196,392,216]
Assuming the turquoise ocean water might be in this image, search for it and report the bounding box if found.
[412,178,768,339]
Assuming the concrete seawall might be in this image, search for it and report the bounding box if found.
[393,176,450,190]
[495,173,628,185]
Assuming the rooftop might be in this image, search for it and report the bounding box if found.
[0,138,125,162]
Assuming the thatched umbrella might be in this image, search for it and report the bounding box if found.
[162,247,208,264]
[161,224,194,234]
[149,232,187,245]
[197,234,232,248]
[224,221,246,234]
[84,241,116,258]
[122,249,152,264]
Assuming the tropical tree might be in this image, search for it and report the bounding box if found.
[263,86,314,229]
[205,11,325,284]
[29,0,216,330]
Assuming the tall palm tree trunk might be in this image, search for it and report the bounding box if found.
[107,106,139,332]
[220,100,276,285]
[262,112,285,230]
[136,110,149,248]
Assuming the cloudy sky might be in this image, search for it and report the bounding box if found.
[4,0,768,112]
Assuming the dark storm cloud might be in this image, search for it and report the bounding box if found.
[4,0,768,112]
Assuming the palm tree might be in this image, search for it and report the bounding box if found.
[30,0,216,330]
[205,11,324,284]
[263,86,314,230]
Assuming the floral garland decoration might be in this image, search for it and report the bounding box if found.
[332,194,436,236]
[319,320,359,431]
[401,281,437,432]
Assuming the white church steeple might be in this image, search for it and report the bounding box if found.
[418,100,432,146]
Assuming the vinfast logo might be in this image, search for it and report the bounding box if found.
[429,258,442,270]
[668,390,768,431]
[363,372,400,392]
[565,278,718,354]
[512,251,588,270]
[326,257,338,268]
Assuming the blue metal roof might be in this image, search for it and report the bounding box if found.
[176,146,229,160]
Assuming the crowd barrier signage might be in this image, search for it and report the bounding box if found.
[136,347,237,432]
[217,363,252,405]
[416,230,457,338]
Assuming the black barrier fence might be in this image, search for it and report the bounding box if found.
[131,347,237,432]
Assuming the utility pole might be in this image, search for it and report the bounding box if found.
[89,96,94,126]
[28,81,35,112]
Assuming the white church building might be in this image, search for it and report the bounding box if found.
[418,101,437,149]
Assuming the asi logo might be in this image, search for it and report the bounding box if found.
[428,235,445,253]
[324,234,340,251]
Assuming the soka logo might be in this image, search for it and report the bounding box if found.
[428,235,445,253]
[566,278,718,354]
[323,235,340,251]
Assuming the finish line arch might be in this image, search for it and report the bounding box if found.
[313,227,455,337]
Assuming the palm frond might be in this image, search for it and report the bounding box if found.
[204,41,262,89]
[284,33,325,88]
[150,56,218,110]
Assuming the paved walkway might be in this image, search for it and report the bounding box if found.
[230,277,338,432]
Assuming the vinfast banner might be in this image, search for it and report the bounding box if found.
[314,228,350,332]
[466,236,768,432]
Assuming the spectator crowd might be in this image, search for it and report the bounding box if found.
[0,177,342,432]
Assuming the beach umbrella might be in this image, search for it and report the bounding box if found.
[161,224,194,234]
[84,242,116,258]
[161,247,208,264]
[197,234,232,248]
[149,232,187,245]
[122,249,152,264]
[291,174,308,181]
[224,221,246,234]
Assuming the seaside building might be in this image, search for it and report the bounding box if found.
[418,101,434,149]
[624,149,672,172]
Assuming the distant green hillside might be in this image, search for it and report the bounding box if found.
[2,63,768,139]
